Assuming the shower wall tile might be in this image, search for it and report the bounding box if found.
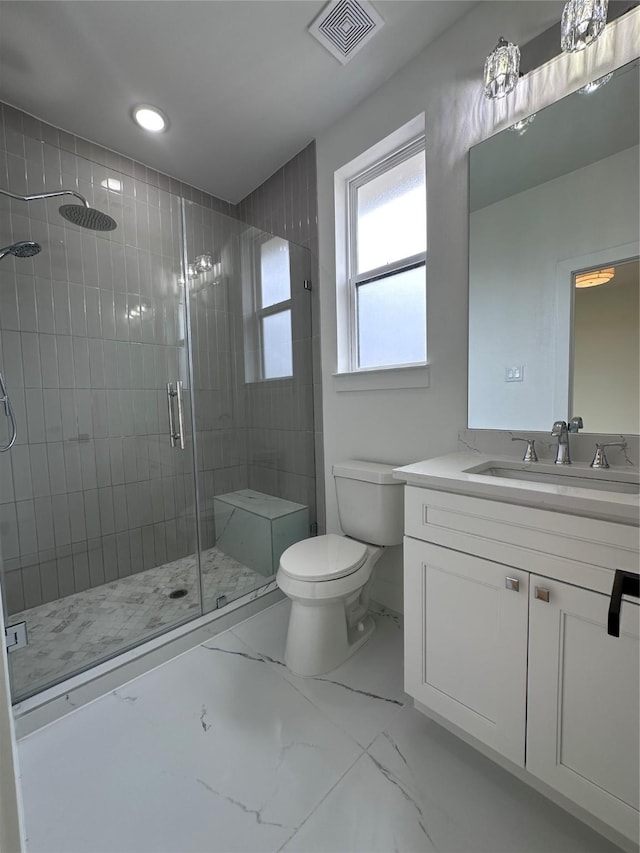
[0,100,322,613]
[2,568,24,614]
[0,103,225,610]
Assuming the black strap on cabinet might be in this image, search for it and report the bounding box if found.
[607,570,640,637]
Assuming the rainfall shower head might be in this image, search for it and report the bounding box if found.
[58,204,117,232]
[0,186,118,232]
[0,241,42,260]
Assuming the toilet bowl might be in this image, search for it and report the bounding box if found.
[276,460,403,677]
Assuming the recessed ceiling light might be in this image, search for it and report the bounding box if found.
[132,104,168,133]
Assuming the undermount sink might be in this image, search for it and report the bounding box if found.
[465,461,640,495]
[394,453,640,526]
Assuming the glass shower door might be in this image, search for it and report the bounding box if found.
[183,201,316,614]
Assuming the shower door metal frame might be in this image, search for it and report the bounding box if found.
[179,198,205,614]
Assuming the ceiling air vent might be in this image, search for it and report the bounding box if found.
[309,0,384,65]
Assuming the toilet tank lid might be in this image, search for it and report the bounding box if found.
[332,460,400,485]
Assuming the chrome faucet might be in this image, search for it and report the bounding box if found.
[551,420,571,464]
[551,416,583,464]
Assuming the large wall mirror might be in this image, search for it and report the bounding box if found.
[468,58,639,434]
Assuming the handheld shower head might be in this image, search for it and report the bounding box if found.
[0,241,42,260]
[0,187,118,232]
[58,204,117,232]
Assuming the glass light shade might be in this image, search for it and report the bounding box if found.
[575,267,615,288]
[579,72,613,94]
[561,0,608,52]
[509,114,537,134]
[484,37,520,100]
[195,253,213,273]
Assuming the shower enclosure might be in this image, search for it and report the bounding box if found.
[0,143,315,703]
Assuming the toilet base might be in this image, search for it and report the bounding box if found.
[284,600,375,677]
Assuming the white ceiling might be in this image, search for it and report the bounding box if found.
[0,0,476,203]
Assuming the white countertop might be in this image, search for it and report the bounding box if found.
[393,452,640,527]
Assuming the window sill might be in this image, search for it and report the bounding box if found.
[244,376,294,386]
[332,364,430,392]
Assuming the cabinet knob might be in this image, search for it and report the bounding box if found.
[505,577,520,592]
[535,587,550,602]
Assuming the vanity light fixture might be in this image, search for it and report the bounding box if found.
[578,71,613,93]
[178,251,222,288]
[195,253,213,273]
[484,37,520,100]
[575,266,615,288]
[561,0,608,52]
[132,104,169,133]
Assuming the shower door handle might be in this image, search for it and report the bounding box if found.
[166,381,185,450]
[175,380,185,450]
[167,382,178,448]
[0,372,17,452]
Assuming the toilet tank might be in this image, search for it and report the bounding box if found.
[333,460,404,546]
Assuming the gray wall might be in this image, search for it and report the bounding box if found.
[236,143,325,532]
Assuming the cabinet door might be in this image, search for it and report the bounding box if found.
[404,537,528,766]
[527,576,639,844]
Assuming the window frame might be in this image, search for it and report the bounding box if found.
[345,135,426,372]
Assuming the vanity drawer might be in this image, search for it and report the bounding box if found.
[404,486,639,594]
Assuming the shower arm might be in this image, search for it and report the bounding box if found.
[0,187,90,208]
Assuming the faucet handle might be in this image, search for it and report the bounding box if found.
[569,416,584,433]
[511,437,538,462]
[590,442,627,469]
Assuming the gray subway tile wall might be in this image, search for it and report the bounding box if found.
[235,143,325,533]
[0,103,214,613]
[0,102,322,615]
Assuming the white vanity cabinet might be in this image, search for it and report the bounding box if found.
[527,576,639,843]
[403,538,528,767]
[401,481,640,845]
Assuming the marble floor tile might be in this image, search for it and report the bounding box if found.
[17,602,623,853]
[231,601,409,748]
[363,705,622,853]
[280,751,439,853]
[18,629,362,853]
[8,547,267,699]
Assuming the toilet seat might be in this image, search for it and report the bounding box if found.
[278,533,367,582]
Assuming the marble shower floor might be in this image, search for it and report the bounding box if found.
[8,548,267,699]
[17,600,622,853]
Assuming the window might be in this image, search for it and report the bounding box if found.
[243,234,293,381]
[346,137,426,371]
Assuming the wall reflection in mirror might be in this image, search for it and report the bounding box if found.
[468,58,639,434]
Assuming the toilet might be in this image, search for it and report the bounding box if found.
[276,460,403,677]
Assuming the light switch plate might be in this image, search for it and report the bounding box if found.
[505,365,524,382]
